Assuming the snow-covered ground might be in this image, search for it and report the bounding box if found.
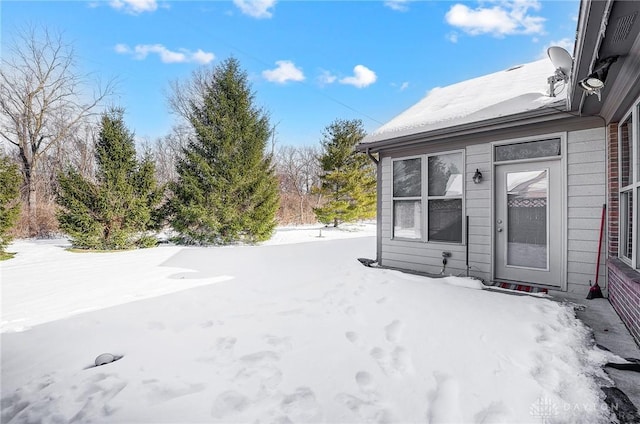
[1,223,616,423]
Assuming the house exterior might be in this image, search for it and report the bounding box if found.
[358,0,640,343]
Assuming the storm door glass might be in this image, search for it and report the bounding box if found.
[506,170,548,269]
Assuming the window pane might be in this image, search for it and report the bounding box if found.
[394,200,422,239]
[495,139,561,162]
[620,116,633,187]
[621,190,633,260]
[428,199,462,242]
[428,153,463,196]
[393,158,421,197]
[506,170,548,269]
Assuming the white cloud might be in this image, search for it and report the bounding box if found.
[318,70,337,86]
[447,32,459,43]
[445,0,545,37]
[109,0,158,14]
[115,44,215,64]
[114,43,130,54]
[340,65,377,88]
[384,0,410,12]
[233,0,276,19]
[191,49,216,65]
[539,38,574,59]
[391,81,410,91]
[262,60,305,84]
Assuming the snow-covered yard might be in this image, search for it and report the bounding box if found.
[1,224,616,423]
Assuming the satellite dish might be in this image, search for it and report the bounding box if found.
[547,46,573,77]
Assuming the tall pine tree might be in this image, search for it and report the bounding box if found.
[57,108,162,249]
[0,155,21,256]
[314,119,376,227]
[170,58,279,244]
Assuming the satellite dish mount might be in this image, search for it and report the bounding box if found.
[547,46,573,97]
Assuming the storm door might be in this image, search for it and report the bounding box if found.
[494,160,562,287]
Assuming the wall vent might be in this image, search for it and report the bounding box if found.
[612,12,637,43]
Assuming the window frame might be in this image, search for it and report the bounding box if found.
[391,155,423,240]
[391,149,465,244]
[618,100,640,269]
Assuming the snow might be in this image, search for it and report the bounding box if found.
[363,59,566,144]
[1,224,615,423]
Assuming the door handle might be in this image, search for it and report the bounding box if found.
[497,227,503,232]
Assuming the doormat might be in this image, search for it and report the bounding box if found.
[496,282,549,294]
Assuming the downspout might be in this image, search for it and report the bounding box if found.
[366,148,379,165]
[365,148,382,265]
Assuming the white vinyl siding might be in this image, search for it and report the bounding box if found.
[566,127,606,293]
[377,126,606,291]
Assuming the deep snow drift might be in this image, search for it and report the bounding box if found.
[1,224,615,423]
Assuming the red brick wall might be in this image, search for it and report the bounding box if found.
[607,124,619,257]
[608,259,640,344]
[607,123,640,346]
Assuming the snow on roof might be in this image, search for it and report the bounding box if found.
[364,59,565,144]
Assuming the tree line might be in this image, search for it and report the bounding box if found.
[0,26,376,254]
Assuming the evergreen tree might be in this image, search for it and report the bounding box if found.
[57,108,162,249]
[0,155,21,255]
[314,119,376,227]
[170,57,279,244]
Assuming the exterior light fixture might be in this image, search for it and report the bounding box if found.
[579,56,618,100]
[473,169,483,184]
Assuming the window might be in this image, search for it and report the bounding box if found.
[392,151,464,243]
[494,138,561,162]
[393,158,422,239]
[427,153,463,242]
[619,103,639,268]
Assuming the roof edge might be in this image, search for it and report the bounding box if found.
[357,103,568,153]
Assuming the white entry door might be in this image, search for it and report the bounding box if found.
[494,160,563,287]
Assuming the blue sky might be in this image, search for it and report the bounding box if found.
[2,0,579,147]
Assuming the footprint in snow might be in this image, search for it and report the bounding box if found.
[391,347,412,374]
[63,373,128,421]
[344,305,357,316]
[426,373,463,423]
[1,391,30,423]
[353,285,366,296]
[264,335,292,352]
[335,392,392,423]
[384,320,402,343]
[345,331,359,343]
[198,337,236,364]
[211,390,250,418]
[369,346,412,376]
[240,350,280,363]
[145,380,206,404]
[200,320,214,328]
[215,336,237,359]
[279,387,322,422]
[355,371,375,392]
[235,350,284,394]
[473,401,509,423]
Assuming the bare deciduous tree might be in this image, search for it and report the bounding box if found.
[0,25,114,235]
[275,145,322,224]
[167,67,214,123]
[147,124,192,186]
